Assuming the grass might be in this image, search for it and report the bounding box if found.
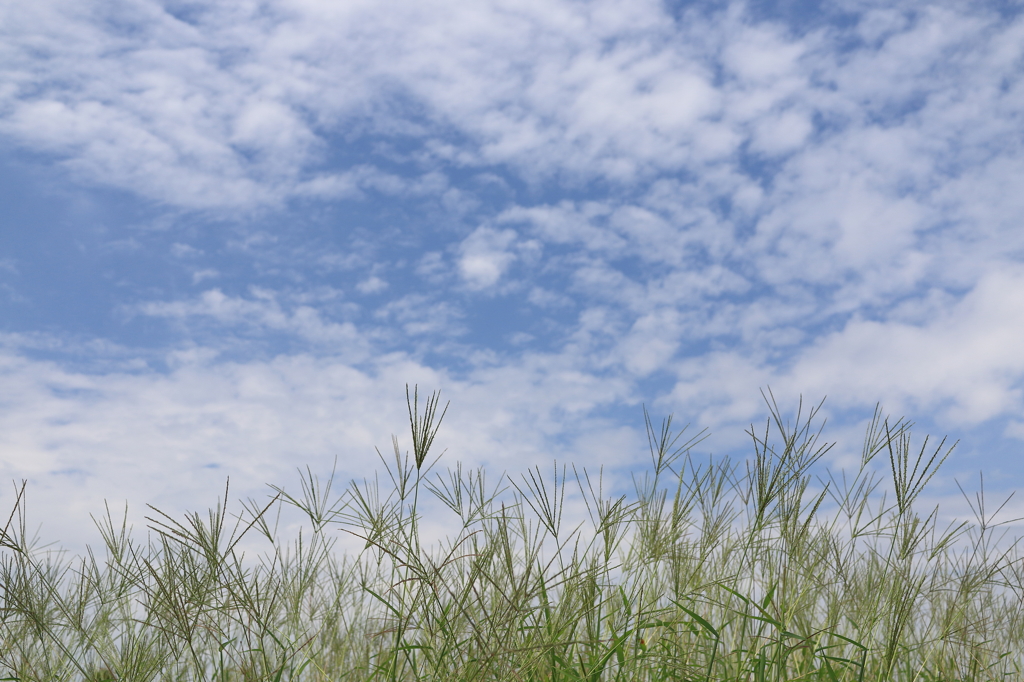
[1,386,1023,681]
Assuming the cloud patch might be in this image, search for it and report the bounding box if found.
[458,226,519,289]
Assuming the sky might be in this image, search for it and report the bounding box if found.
[2,0,1024,553]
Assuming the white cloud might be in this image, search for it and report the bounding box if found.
[458,226,518,289]
[0,0,787,206]
[648,264,1024,457]
[138,288,369,350]
[294,173,362,200]
[374,294,465,337]
[0,338,644,554]
[2,0,1020,258]
[171,243,203,257]
[782,266,1024,425]
[191,268,219,284]
[749,108,813,155]
[498,202,626,253]
[721,18,807,86]
[616,308,682,377]
[356,276,388,294]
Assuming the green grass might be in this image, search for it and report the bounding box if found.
[2,386,1023,681]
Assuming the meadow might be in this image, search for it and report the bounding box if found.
[1,388,1022,681]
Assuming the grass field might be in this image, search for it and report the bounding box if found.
[2,388,1022,681]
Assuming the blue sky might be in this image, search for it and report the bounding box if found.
[2,0,1024,550]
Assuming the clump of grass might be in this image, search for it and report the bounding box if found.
[1,387,1023,681]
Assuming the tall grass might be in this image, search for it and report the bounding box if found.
[2,388,1023,681]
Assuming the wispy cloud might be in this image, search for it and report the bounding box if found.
[137,288,370,352]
